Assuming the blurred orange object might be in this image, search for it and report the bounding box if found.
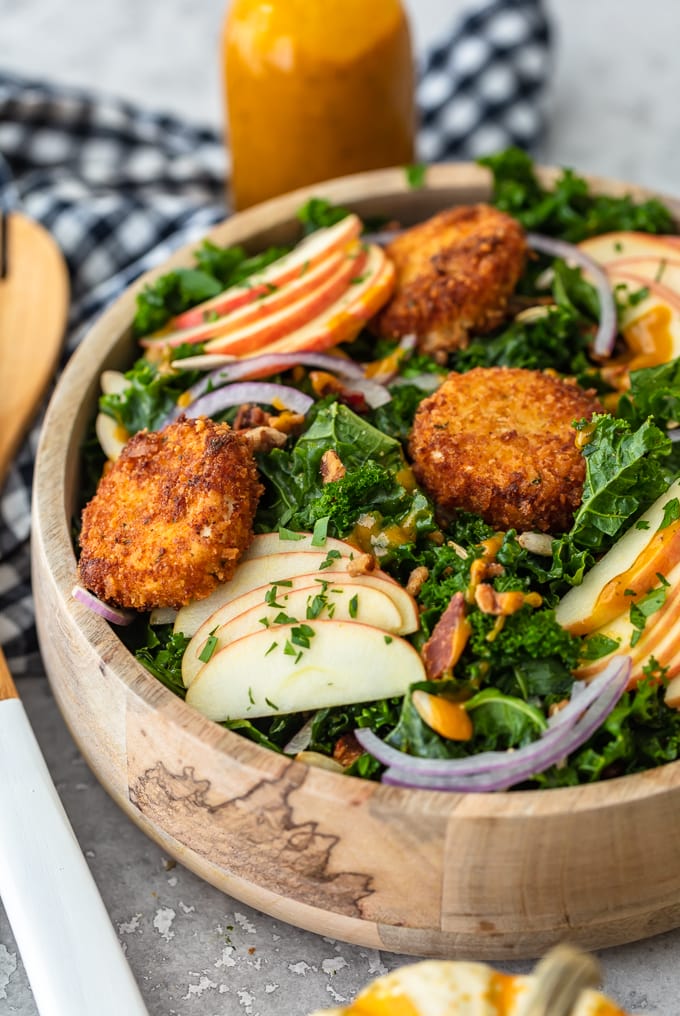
[223,0,416,209]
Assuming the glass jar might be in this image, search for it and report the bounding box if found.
[223,0,416,210]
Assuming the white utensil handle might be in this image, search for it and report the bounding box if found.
[0,699,148,1016]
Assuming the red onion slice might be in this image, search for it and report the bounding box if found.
[176,381,314,422]
[526,232,618,359]
[167,352,365,424]
[355,656,631,791]
[72,585,136,626]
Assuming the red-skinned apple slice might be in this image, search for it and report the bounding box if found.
[142,248,350,349]
[603,272,680,372]
[167,214,362,330]
[556,480,680,636]
[606,269,680,314]
[202,246,369,356]
[603,256,680,288]
[575,559,680,686]
[185,619,426,722]
[256,245,395,356]
[579,231,680,265]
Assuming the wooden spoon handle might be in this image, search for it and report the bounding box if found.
[0,678,148,1016]
[519,944,602,1016]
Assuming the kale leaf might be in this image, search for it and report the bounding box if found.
[99,353,202,435]
[618,356,680,431]
[135,626,189,698]
[132,240,290,336]
[296,197,351,235]
[570,414,671,551]
[452,304,593,378]
[478,147,674,241]
[256,401,435,547]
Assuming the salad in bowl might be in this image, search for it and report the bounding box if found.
[74,148,680,795]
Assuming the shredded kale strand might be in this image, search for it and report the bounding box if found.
[535,665,680,787]
[135,626,189,699]
[99,352,202,435]
[478,147,674,241]
[296,197,351,234]
[618,356,680,433]
[256,400,436,550]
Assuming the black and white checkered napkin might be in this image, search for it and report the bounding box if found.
[0,0,552,675]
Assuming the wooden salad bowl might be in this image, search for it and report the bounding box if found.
[31,163,680,960]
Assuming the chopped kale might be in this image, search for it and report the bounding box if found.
[478,147,674,241]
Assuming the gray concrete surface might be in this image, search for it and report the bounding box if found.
[2,0,680,1012]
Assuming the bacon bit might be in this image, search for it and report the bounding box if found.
[347,552,378,577]
[474,584,543,616]
[332,732,364,768]
[412,690,473,741]
[406,565,429,597]
[233,404,270,431]
[320,449,346,484]
[241,426,288,454]
[422,591,472,680]
[308,370,369,414]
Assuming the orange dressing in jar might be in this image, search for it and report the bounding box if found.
[223,0,416,209]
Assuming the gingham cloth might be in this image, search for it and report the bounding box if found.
[0,0,552,675]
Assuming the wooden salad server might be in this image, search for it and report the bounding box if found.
[0,209,149,1015]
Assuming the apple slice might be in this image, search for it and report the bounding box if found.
[142,249,348,349]
[603,256,680,294]
[579,231,680,265]
[168,214,362,330]
[604,274,680,372]
[241,531,358,560]
[203,246,368,356]
[95,413,128,462]
[185,619,426,721]
[182,570,420,686]
[186,582,404,687]
[575,558,680,685]
[173,549,357,636]
[257,245,395,356]
[556,479,680,636]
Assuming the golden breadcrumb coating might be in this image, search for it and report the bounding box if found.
[376,204,528,356]
[78,416,263,610]
[408,367,602,534]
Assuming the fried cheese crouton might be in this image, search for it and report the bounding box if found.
[376,204,527,356]
[78,416,263,610]
[408,367,602,534]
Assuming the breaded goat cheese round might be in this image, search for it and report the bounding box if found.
[375,204,527,357]
[78,416,263,610]
[408,367,602,534]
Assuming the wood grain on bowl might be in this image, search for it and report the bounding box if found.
[31,164,680,959]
